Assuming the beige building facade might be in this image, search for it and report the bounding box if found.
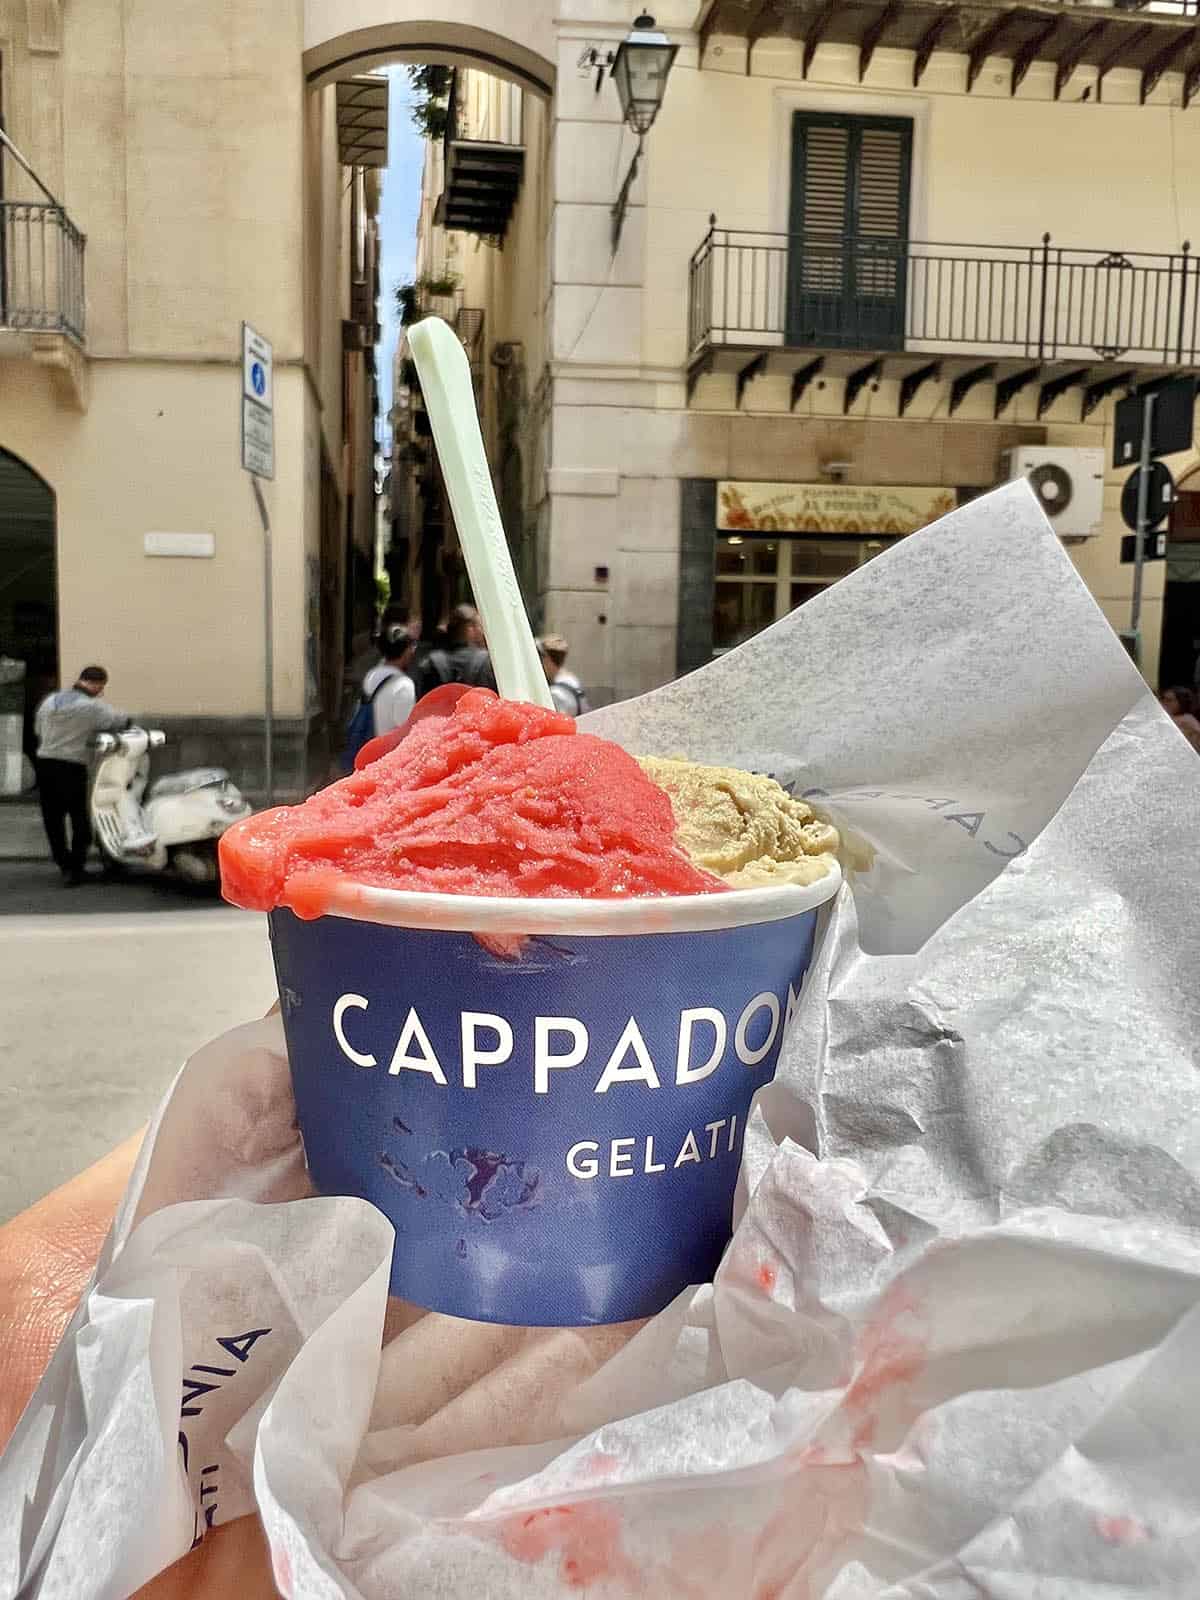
[393,0,1200,705]
[0,1,382,797]
[4,0,1197,809]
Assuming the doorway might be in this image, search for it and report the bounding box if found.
[0,449,57,788]
[785,112,912,350]
[1161,487,1200,690]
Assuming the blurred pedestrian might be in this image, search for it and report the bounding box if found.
[341,623,419,769]
[34,665,129,885]
[539,634,590,717]
[1161,686,1200,753]
[346,604,404,702]
[363,622,418,737]
[414,603,496,695]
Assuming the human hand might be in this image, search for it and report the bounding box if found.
[0,1134,277,1598]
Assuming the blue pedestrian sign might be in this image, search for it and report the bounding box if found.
[241,322,274,480]
[241,324,273,411]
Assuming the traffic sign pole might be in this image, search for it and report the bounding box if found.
[1129,391,1155,667]
[251,476,274,810]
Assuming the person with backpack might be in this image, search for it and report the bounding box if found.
[343,623,417,769]
[539,634,591,717]
[413,604,496,697]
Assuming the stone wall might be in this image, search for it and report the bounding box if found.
[150,714,329,807]
[546,409,1047,703]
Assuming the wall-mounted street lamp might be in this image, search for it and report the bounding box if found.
[611,14,679,134]
[603,15,679,253]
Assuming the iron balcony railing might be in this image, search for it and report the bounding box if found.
[0,200,85,342]
[418,287,461,322]
[688,224,1200,368]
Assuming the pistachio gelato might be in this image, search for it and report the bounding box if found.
[638,757,839,888]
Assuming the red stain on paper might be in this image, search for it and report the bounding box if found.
[570,1286,930,1600]
[270,1543,293,1598]
[843,1285,927,1450]
[751,1457,871,1600]
[497,1502,638,1590]
[1095,1514,1150,1546]
[583,1450,621,1481]
[727,1286,928,1597]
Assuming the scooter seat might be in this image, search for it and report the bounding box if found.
[149,767,230,799]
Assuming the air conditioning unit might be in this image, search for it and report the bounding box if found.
[1001,446,1105,537]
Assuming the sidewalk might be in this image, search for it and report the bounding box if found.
[0,801,46,862]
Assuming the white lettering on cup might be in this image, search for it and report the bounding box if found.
[332,994,376,1068]
[461,1012,514,1088]
[675,1007,727,1086]
[567,1140,600,1179]
[534,1017,589,1094]
[609,1138,636,1177]
[387,1007,447,1084]
[728,1114,738,1152]
[674,1130,702,1167]
[704,1118,727,1158]
[644,1135,665,1173]
[735,992,781,1066]
[594,1018,661,1093]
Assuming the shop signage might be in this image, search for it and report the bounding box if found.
[717,482,957,536]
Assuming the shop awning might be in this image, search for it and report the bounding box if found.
[336,76,389,168]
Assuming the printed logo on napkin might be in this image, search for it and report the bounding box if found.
[270,910,820,1325]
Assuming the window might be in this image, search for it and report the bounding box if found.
[786,112,912,349]
[712,536,892,654]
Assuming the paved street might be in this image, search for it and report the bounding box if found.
[0,859,237,916]
[0,860,275,1221]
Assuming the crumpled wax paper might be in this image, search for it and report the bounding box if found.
[4,479,1200,1598]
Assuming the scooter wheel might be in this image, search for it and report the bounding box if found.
[172,844,219,889]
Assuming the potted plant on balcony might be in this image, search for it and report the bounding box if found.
[407,65,451,142]
[396,275,460,326]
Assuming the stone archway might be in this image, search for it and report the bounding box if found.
[304,2,555,96]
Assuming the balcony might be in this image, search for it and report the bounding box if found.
[440,71,525,239]
[1,201,85,344]
[699,1,1200,104]
[455,304,485,402]
[687,224,1200,417]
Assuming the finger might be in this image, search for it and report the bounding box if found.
[133,1514,277,1599]
[0,1127,144,1450]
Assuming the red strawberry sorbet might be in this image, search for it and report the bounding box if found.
[219,689,723,917]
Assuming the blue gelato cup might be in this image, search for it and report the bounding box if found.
[269,868,840,1326]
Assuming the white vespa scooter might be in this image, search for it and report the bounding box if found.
[90,726,252,887]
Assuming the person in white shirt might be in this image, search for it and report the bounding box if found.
[538,634,590,717]
[362,623,417,736]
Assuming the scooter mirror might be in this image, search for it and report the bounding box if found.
[94,733,117,754]
[149,730,167,748]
